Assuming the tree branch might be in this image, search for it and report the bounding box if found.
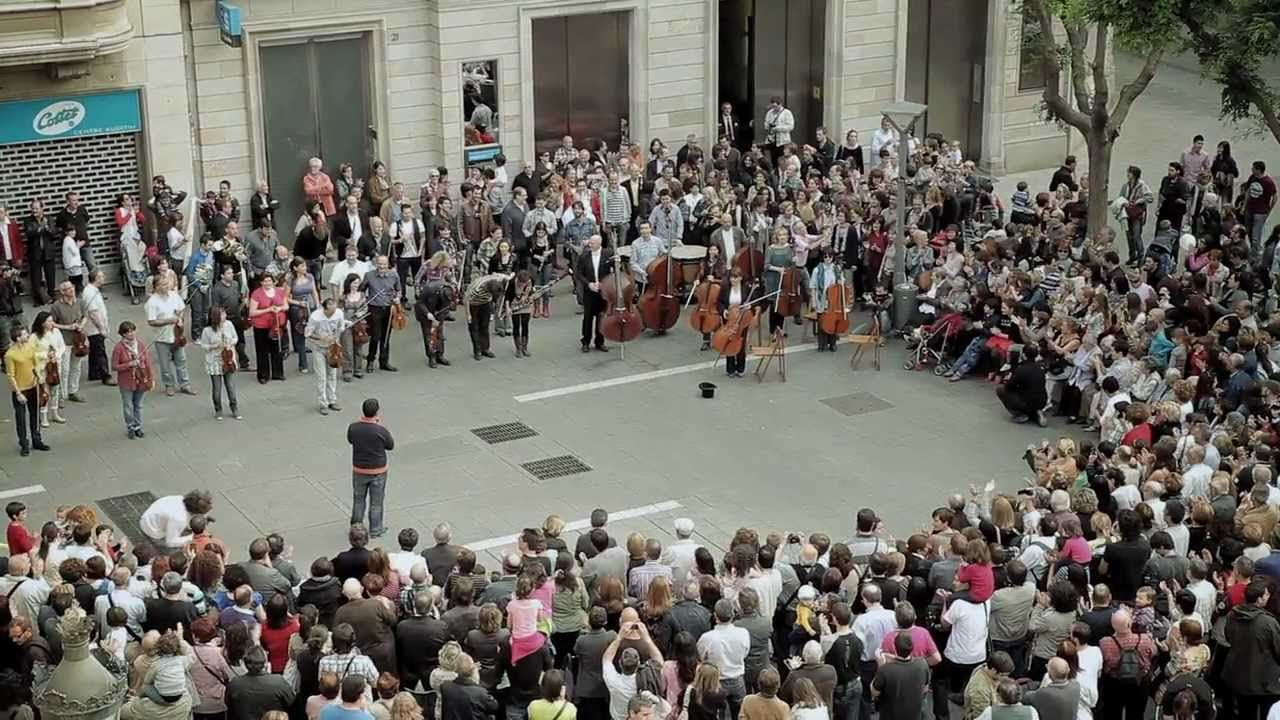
[1024,0,1090,130]
[1065,22,1094,116]
[1180,3,1280,144]
[1242,83,1280,144]
[1091,22,1110,124]
[1107,47,1162,139]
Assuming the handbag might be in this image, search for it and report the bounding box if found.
[674,685,692,720]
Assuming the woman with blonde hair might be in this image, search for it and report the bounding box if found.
[429,643,467,720]
[685,662,728,720]
[543,514,568,556]
[787,678,828,720]
[389,691,424,720]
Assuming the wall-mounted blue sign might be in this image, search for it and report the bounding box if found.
[465,144,503,166]
[217,0,243,48]
[0,90,142,146]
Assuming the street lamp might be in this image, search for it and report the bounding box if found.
[880,101,927,329]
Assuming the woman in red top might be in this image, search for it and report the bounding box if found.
[111,320,154,438]
[248,274,288,384]
[1121,403,1153,447]
[258,593,300,673]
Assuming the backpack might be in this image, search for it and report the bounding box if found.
[1113,640,1145,684]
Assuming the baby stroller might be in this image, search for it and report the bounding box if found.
[903,311,967,374]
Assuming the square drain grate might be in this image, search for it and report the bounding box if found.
[521,455,592,481]
[97,490,157,547]
[471,422,538,445]
[820,391,895,417]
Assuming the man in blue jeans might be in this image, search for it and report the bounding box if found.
[347,397,394,538]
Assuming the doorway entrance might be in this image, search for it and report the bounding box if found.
[259,35,373,245]
[904,0,988,161]
[531,12,629,157]
[718,0,826,150]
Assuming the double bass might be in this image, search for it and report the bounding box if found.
[638,251,680,333]
[733,244,765,287]
[600,251,643,345]
[819,264,850,336]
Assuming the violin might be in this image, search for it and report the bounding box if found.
[326,342,344,368]
[353,319,370,345]
[638,252,680,332]
[600,256,643,344]
[221,345,237,374]
[688,278,723,334]
[819,264,851,336]
[173,317,188,349]
[391,302,408,331]
[711,300,758,358]
[72,330,89,358]
[775,266,806,318]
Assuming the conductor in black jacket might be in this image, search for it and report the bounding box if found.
[575,233,612,352]
[996,345,1048,426]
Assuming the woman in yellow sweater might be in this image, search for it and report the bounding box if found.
[4,324,47,456]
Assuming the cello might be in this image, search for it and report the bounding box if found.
[638,250,680,333]
[774,266,805,319]
[733,244,765,287]
[600,250,643,352]
[688,277,723,335]
[711,304,757,359]
[819,263,850,336]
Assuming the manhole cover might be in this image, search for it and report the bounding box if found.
[521,455,592,481]
[820,392,894,417]
[471,422,538,445]
[97,490,157,547]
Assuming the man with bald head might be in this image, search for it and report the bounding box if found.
[1099,609,1156,720]
[0,554,50,631]
[94,565,145,638]
[575,233,611,352]
[479,552,525,607]
[1022,656,1080,720]
[239,537,293,607]
[780,639,838,710]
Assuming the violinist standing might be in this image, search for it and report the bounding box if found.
[763,227,795,335]
[415,280,454,369]
[510,270,535,358]
[719,268,757,378]
[576,234,611,353]
[488,240,519,337]
[361,256,402,373]
[809,251,841,352]
[145,274,195,397]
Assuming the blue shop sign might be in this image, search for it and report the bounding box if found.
[217,0,243,48]
[0,90,142,146]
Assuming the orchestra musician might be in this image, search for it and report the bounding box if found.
[763,227,795,335]
[808,251,841,352]
[247,274,288,383]
[575,234,611,352]
[305,298,346,416]
[697,243,728,350]
[510,270,534,359]
[195,306,240,420]
[488,239,519,337]
[719,267,758,378]
[111,320,154,439]
[361,255,402,373]
[144,274,195,397]
[628,221,667,297]
[338,274,368,381]
[414,279,454,369]
[464,273,507,361]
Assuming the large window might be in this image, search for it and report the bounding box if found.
[1018,7,1047,92]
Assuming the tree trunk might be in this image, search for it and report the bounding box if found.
[1086,132,1113,239]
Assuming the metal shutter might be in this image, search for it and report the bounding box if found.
[0,131,141,273]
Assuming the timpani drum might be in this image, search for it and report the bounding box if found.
[671,245,707,284]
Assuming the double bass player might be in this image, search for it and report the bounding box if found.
[575,234,612,353]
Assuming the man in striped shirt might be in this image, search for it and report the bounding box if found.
[627,538,672,600]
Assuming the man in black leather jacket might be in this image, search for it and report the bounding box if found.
[22,200,57,304]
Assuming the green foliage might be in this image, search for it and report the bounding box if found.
[1180,0,1280,138]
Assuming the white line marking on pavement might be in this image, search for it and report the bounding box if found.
[0,484,46,500]
[514,337,849,402]
[465,500,683,551]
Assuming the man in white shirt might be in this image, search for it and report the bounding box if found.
[0,555,51,631]
[329,244,371,300]
[1180,445,1214,500]
[387,530,421,581]
[602,620,664,720]
[144,273,195,396]
[140,490,214,551]
[853,585,897,663]
[762,96,795,164]
[659,518,700,586]
[1164,501,1191,559]
[576,234,609,352]
[81,270,115,385]
[94,566,147,639]
[698,600,750,719]
[305,298,346,415]
[710,213,745,263]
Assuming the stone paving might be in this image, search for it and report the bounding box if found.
[0,52,1274,566]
